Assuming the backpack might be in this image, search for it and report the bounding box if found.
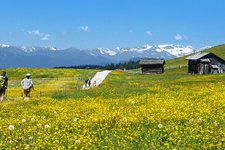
[0,76,4,88]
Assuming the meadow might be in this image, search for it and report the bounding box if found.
[1,67,225,149]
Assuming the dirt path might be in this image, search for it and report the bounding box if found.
[83,70,112,89]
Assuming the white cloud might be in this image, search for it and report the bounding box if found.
[28,30,50,41]
[146,31,152,36]
[174,34,183,41]
[80,26,89,32]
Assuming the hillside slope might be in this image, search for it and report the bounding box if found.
[165,44,225,68]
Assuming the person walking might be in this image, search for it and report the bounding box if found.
[93,80,97,86]
[21,73,34,100]
[85,80,88,88]
[0,71,8,102]
[88,79,91,87]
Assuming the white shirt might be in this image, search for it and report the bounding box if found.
[21,78,33,90]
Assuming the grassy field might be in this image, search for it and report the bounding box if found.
[0,66,225,149]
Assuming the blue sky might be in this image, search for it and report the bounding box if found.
[0,0,225,49]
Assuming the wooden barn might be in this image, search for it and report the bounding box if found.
[186,52,225,74]
[139,59,165,74]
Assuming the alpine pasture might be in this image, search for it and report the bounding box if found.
[1,45,225,149]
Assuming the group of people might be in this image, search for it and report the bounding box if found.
[85,79,91,87]
[0,71,34,102]
[84,79,97,88]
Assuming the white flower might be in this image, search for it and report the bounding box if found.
[189,118,194,122]
[131,100,135,105]
[41,116,45,119]
[213,121,218,127]
[8,125,15,130]
[22,119,26,123]
[122,117,128,122]
[28,136,33,140]
[73,117,79,122]
[158,124,163,128]
[197,118,202,123]
[75,140,81,144]
[9,140,12,144]
[31,118,35,122]
[0,117,2,120]
[191,103,194,107]
[45,124,50,129]
[54,111,57,114]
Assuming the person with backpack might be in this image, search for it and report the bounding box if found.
[0,71,8,102]
[21,73,34,100]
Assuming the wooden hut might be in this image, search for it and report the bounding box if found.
[186,52,225,74]
[139,59,165,74]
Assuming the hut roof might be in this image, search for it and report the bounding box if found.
[186,52,210,60]
[139,59,165,65]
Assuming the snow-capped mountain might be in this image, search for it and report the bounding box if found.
[89,44,198,62]
[0,44,110,68]
[20,46,58,53]
[0,43,207,68]
[0,44,10,48]
[21,46,37,52]
[157,44,194,57]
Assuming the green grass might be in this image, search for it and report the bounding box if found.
[51,66,225,101]
[1,68,99,80]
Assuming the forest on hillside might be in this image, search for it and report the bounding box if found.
[56,60,140,70]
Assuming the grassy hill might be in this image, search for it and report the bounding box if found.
[165,44,225,68]
[1,45,225,149]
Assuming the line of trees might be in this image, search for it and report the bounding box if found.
[55,60,140,70]
[104,60,140,70]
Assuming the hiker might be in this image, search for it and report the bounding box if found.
[88,79,91,87]
[85,80,88,87]
[93,80,96,86]
[0,71,8,102]
[21,73,34,100]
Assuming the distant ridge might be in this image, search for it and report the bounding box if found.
[0,43,209,68]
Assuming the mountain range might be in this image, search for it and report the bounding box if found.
[0,43,209,68]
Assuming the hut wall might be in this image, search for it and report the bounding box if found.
[209,57,225,73]
[188,60,199,74]
[141,64,164,74]
[188,54,225,74]
[198,63,210,74]
[201,54,225,73]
